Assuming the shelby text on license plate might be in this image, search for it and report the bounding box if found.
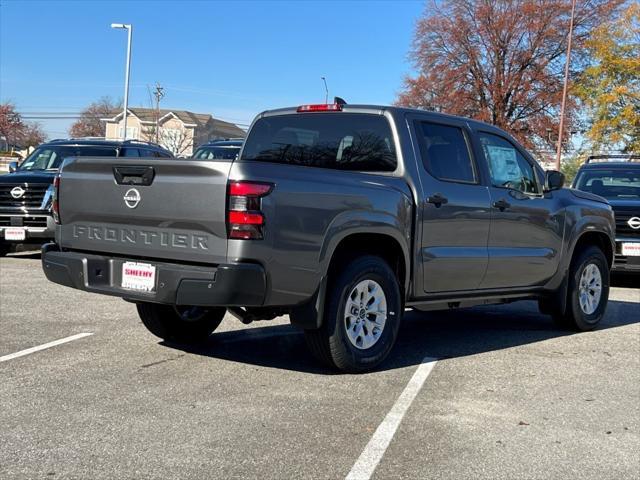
[121,262,156,292]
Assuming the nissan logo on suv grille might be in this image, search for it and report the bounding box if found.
[10,186,25,199]
[628,217,640,230]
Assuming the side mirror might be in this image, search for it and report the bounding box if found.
[8,161,18,173]
[544,170,564,192]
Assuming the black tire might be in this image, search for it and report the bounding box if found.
[0,242,12,257]
[304,255,402,373]
[548,246,610,331]
[136,302,226,344]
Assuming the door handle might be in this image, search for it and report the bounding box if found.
[113,165,155,186]
[427,193,448,207]
[493,198,511,211]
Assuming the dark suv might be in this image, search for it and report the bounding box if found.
[572,154,640,273]
[0,138,172,256]
[192,139,244,160]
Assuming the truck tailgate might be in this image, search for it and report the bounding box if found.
[57,157,230,264]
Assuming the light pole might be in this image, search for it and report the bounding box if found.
[111,23,132,140]
[321,76,328,104]
[555,0,577,171]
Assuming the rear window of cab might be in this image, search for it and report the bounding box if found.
[240,113,397,172]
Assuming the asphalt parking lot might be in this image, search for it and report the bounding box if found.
[1,250,639,479]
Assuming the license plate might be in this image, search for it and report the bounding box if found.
[621,243,640,257]
[121,262,156,292]
[4,227,25,241]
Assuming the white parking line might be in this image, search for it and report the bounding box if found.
[0,333,94,363]
[345,357,439,480]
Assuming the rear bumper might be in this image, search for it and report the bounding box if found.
[41,243,267,306]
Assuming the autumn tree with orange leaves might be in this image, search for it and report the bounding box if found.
[397,0,623,152]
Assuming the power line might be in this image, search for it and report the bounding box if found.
[19,113,251,127]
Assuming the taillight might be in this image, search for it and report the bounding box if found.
[296,103,343,112]
[52,175,61,224]
[227,181,273,240]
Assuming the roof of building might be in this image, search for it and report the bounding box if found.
[127,108,211,126]
[103,108,246,137]
[209,119,247,139]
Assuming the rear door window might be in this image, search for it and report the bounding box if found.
[137,149,165,157]
[415,122,476,183]
[241,114,397,172]
[121,148,140,157]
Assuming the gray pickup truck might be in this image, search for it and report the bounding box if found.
[42,103,616,372]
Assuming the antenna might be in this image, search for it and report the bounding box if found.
[321,76,329,104]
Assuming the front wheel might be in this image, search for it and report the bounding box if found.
[304,255,402,373]
[549,246,610,331]
[136,302,226,344]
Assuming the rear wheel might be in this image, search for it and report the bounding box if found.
[304,255,402,373]
[136,302,226,344]
[543,246,609,331]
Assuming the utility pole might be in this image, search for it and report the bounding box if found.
[153,82,165,144]
[555,0,577,171]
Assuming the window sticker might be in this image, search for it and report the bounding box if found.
[486,145,520,185]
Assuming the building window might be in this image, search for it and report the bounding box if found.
[118,127,139,139]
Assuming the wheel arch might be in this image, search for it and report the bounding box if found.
[324,232,408,295]
[569,230,614,269]
[290,216,411,330]
[319,210,411,296]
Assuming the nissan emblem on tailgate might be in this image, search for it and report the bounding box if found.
[124,188,141,209]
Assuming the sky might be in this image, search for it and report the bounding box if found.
[0,0,424,138]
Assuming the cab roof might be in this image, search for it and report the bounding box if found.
[581,154,640,169]
[258,104,511,135]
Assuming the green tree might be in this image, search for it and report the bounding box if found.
[576,3,640,152]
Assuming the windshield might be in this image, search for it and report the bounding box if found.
[19,145,118,171]
[192,145,241,160]
[574,168,640,199]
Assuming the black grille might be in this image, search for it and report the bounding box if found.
[615,254,640,267]
[24,217,48,227]
[613,206,640,237]
[0,183,49,210]
[0,216,48,227]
